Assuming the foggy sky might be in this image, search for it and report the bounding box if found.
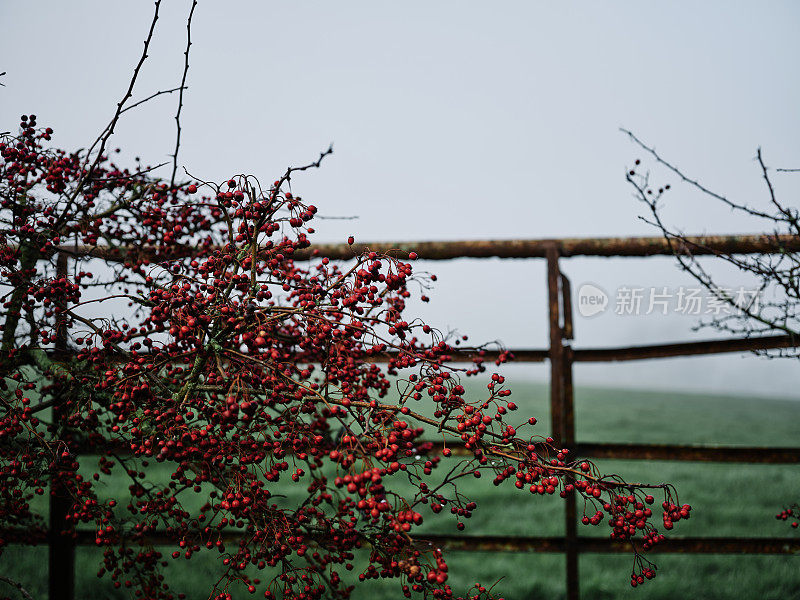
[1,1,799,397]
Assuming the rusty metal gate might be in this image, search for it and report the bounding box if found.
[8,234,800,600]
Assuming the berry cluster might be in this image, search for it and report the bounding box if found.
[0,117,688,598]
[776,504,799,529]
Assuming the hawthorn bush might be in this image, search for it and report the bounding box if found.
[0,114,696,599]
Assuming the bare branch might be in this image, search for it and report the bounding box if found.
[78,0,163,193]
[121,86,187,116]
[623,129,800,357]
[170,0,198,189]
[620,127,777,221]
[284,144,334,180]
[0,575,35,600]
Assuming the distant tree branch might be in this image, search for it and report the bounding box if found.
[623,128,800,358]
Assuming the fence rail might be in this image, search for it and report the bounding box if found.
[6,529,795,556]
[53,232,800,261]
[4,234,799,600]
[430,441,800,464]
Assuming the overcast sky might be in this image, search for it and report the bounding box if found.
[2,1,799,397]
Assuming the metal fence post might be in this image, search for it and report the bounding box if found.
[546,245,563,443]
[546,246,580,599]
[49,252,75,600]
[561,274,578,600]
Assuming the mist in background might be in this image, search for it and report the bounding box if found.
[2,1,798,397]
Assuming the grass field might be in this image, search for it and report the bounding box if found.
[2,381,799,599]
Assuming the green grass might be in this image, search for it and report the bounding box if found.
[2,381,799,599]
